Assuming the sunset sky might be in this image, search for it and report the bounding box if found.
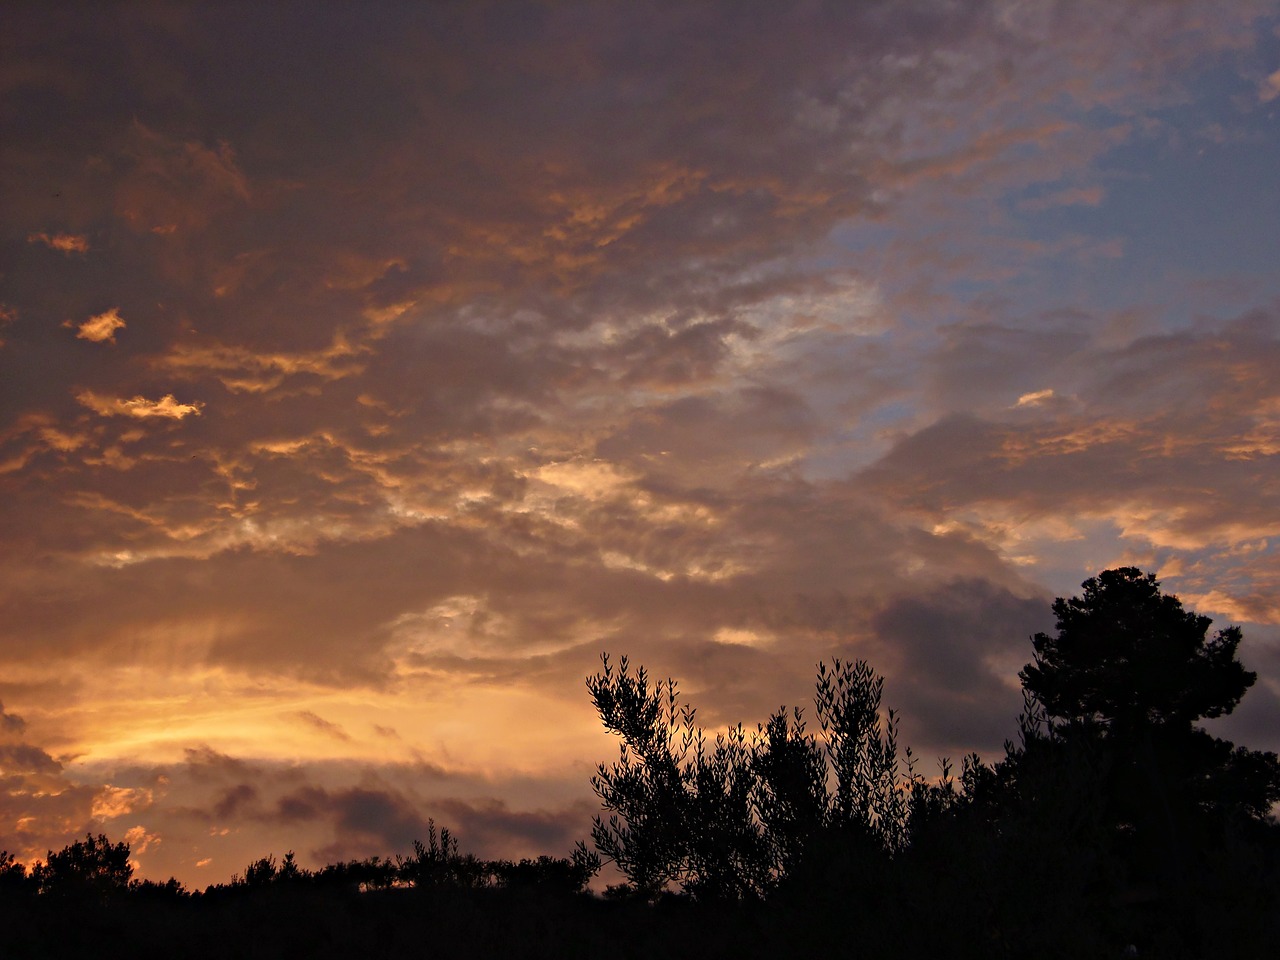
[3,1,1280,886]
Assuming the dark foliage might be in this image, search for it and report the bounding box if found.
[1019,567,1280,823]
[29,833,132,901]
[579,570,1280,956]
[0,848,32,895]
[583,654,915,901]
[1022,567,1254,731]
[1007,568,1280,955]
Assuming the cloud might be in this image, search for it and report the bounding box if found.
[0,742,63,777]
[122,824,160,859]
[155,335,368,394]
[75,391,204,420]
[1015,388,1056,407]
[91,785,153,821]
[430,797,598,861]
[861,304,1280,619]
[212,784,258,820]
[595,386,817,485]
[1,701,27,737]
[1259,68,1280,103]
[0,700,107,866]
[294,711,351,742]
[113,121,250,236]
[27,232,89,254]
[870,579,1051,753]
[74,308,126,343]
[1017,185,1105,213]
[64,744,597,881]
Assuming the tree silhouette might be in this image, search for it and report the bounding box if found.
[0,849,31,895]
[31,833,132,900]
[1009,568,1280,955]
[1018,567,1280,823]
[1021,567,1254,733]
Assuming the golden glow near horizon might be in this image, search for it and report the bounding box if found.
[2,1,1280,886]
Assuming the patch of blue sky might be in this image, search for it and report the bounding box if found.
[1006,53,1280,327]
[803,399,922,481]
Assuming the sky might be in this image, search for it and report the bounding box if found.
[2,0,1279,886]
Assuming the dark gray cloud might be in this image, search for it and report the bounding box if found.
[871,579,1052,754]
[0,701,27,737]
[73,746,595,881]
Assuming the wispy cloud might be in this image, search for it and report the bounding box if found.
[76,391,205,420]
[28,231,89,254]
[1017,185,1105,213]
[294,711,351,742]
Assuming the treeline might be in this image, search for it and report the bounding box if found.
[3,569,1279,959]
[0,824,593,899]
[0,830,762,960]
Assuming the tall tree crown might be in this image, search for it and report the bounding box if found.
[1019,567,1255,732]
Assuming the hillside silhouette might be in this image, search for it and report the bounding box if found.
[2,569,1277,959]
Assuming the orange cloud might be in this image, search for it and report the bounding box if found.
[75,308,126,343]
[123,824,160,859]
[92,786,154,821]
[1259,68,1280,104]
[27,231,90,254]
[156,336,367,393]
[76,390,205,420]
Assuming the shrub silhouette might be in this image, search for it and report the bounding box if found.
[583,653,926,900]
[491,855,597,893]
[231,849,309,889]
[396,819,491,889]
